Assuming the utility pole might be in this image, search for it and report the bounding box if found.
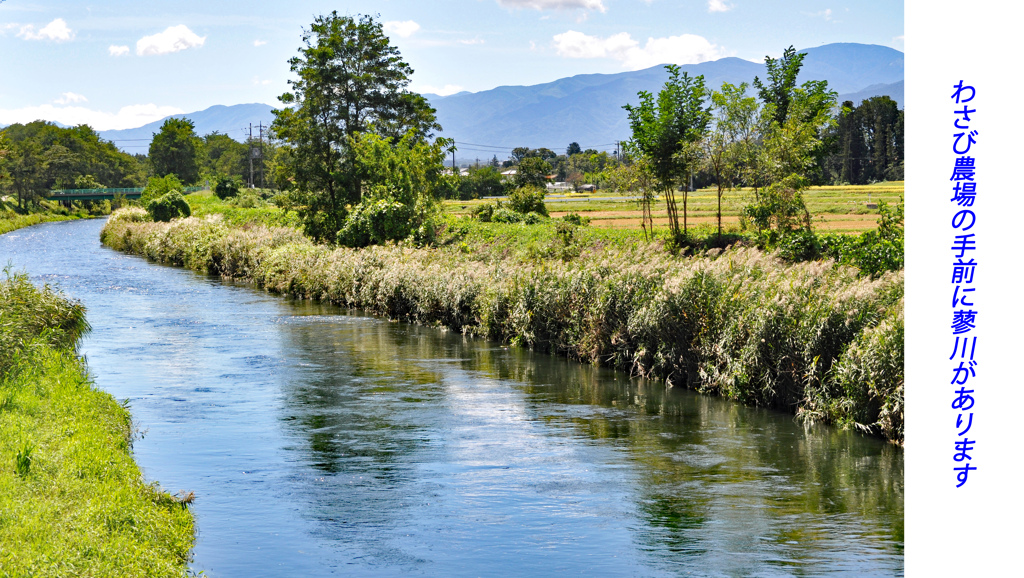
[247,123,254,188]
[257,122,265,188]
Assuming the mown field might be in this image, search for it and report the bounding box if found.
[444,181,904,234]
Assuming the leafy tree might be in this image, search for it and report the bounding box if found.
[5,140,45,209]
[566,142,581,156]
[140,174,184,205]
[514,156,550,188]
[859,96,904,182]
[604,159,657,239]
[753,46,805,127]
[828,101,866,184]
[706,82,761,240]
[1,121,145,197]
[337,131,452,246]
[458,166,505,200]
[534,147,557,160]
[506,186,548,216]
[203,132,249,182]
[149,118,202,184]
[272,12,440,243]
[745,83,836,243]
[510,147,531,164]
[623,64,711,238]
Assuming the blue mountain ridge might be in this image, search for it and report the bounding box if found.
[91,42,902,156]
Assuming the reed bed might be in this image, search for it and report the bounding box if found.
[101,209,904,443]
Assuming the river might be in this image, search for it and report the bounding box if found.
[1,218,903,576]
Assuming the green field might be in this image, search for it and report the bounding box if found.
[444,181,904,235]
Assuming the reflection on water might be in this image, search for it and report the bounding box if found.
[1,219,903,576]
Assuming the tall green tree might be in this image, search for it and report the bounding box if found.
[514,156,551,188]
[623,64,711,237]
[859,96,904,182]
[5,140,45,209]
[753,46,805,127]
[149,117,202,184]
[705,82,761,241]
[202,132,249,182]
[271,12,440,243]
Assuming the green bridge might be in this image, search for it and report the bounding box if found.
[48,187,205,201]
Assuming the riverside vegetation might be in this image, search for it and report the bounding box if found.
[101,202,904,444]
[0,272,194,576]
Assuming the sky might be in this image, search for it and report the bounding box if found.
[0,0,903,131]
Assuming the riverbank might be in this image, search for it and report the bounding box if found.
[0,271,194,576]
[1,198,108,235]
[101,207,903,444]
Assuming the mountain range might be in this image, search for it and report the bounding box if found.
[94,42,903,159]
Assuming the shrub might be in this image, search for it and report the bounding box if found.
[457,166,506,200]
[560,212,591,227]
[214,176,241,200]
[106,207,151,227]
[140,174,184,205]
[338,199,414,247]
[522,211,545,225]
[471,203,496,222]
[775,230,820,262]
[147,191,191,222]
[491,207,523,224]
[507,186,548,216]
[230,190,264,209]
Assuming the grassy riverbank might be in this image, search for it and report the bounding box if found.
[0,272,194,576]
[1,197,109,235]
[101,207,903,443]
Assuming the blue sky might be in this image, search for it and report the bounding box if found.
[0,0,903,130]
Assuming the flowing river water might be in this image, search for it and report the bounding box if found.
[2,218,903,576]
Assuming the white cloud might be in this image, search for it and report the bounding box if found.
[136,25,205,56]
[459,38,485,45]
[414,84,465,97]
[0,103,185,131]
[383,20,420,39]
[17,18,74,42]
[108,45,130,56]
[54,92,87,105]
[497,0,606,11]
[252,76,272,86]
[708,0,732,13]
[553,30,727,69]
[253,39,266,47]
[806,8,834,21]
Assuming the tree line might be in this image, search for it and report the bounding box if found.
[615,46,903,245]
[2,13,902,256]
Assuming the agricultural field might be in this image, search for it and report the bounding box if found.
[444,181,904,234]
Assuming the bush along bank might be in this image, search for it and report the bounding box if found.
[101,208,904,444]
[0,271,194,577]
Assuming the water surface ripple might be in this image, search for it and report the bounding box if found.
[1,219,903,576]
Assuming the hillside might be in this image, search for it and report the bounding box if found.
[91,43,902,158]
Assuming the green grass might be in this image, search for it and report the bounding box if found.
[0,271,195,577]
[0,197,103,235]
[444,181,905,234]
[185,190,301,229]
